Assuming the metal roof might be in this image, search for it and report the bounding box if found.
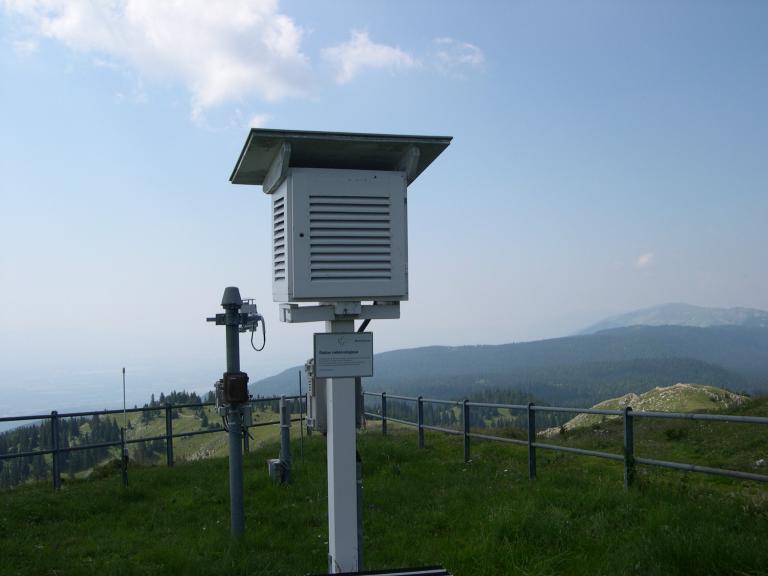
[229,128,452,187]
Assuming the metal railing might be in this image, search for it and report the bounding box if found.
[364,392,768,487]
[0,395,304,490]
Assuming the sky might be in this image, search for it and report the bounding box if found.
[1,0,767,414]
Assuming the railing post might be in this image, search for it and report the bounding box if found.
[381,392,387,436]
[527,403,536,480]
[165,403,174,467]
[279,396,292,483]
[463,399,470,463]
[51,411,60,490]
[624,406,635,489]
[417,396,424,448]
[120,427,128,488]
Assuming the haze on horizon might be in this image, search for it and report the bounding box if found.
[1,1,767,414]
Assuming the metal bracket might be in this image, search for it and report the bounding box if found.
[263,142,291,194]
[279,301,400,324]
[396,145,421,184]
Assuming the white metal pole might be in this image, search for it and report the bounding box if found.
[325,318,359,573]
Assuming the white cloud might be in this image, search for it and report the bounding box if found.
[11,38,39,55]
[323,30,417,84]
[248,113,270,128]
[636,252,655,268]
[433,37,485,77]
[3,0,311,117]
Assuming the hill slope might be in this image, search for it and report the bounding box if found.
[579,302,768,334]
[254,325,768,402]
[541,383,749,436]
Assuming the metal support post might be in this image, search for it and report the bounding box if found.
[417,396,424,448]
[527,403,537,480]
[326,318,360,573]
[51,411,60,490]
[356,452,364,571]
[624,406,635,489]
[121,427,128,488]
[463,399,470,463]
[381,392,387,436]
[223,287,246,539]
[279,396,292,483]
[165,403,174,467]
[299,370,304,463]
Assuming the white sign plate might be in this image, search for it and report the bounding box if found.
[313,332,374,379]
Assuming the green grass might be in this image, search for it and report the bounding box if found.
[1,420,767,575]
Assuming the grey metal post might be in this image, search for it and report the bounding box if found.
[463,399,470,463]
[417,396,424,448]
[299,370,304,463]
[624,406,635,489]
[51,411,60,490]
[223,287,245,539]
[120,427,128,488]
[165,403,174,467]
[279,396,292,483]
[527,403,536,480]
[356,452,364,571]
[381,392,387,436]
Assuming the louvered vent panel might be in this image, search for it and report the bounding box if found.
[309,194,392,281]
[273,196,286,282]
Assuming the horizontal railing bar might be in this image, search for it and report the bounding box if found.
[533,442,625,462]
[0,414,51,423]
[173,429,220,438]
[635,457,768,482]
[422,424,462,435]
[421,398,462,406]
[465,402,528,410]
[468,432,528,446]
[125,434,170,445]
[532,406,624,416]
[1,396,303,422]
[59,440,122,453]
[0,448,56,460]
[250,420,281,428]
[364,412,382,419]
[386,416,417,427]
[58,406,165,418]
[632,411,768,424]
[385,394,418,401]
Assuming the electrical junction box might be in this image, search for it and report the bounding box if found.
[305,358,363,435]
[229,129,451,304]
[223,371,249,404]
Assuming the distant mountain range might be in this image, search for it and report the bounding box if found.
[253,322,768,406]
[578,303,768,334]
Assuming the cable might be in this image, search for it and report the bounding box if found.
[250,317,266,351]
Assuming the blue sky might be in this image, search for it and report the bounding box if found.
[1,1,767,413]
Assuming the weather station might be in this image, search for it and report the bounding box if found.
[230,129,451,574]
[206,288,266,538]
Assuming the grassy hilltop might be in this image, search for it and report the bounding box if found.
[1,398,768,576]
[540,383,749,436]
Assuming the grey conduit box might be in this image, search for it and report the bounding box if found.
[230,129,451,303]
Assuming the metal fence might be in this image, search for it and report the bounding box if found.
[363,392,768,487]
[0,395,304,490]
